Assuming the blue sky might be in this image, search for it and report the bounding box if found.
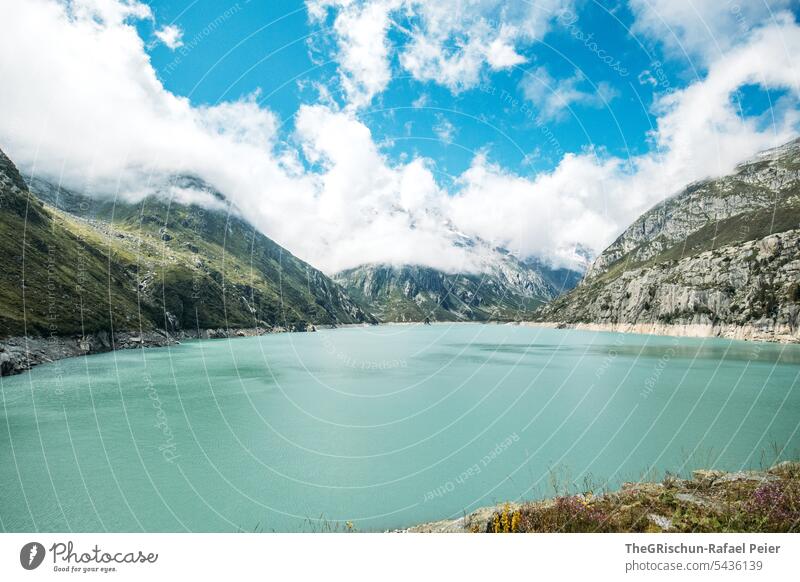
[142,0,674,175]
[1,0,799,272]
[140,0,794,178]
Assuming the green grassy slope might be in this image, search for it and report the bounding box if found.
[0,149,374,338]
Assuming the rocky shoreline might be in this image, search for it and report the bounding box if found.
[0,324,324,377]
[404,462,800,533]
[515,320,800,343]
[4,318,797,378]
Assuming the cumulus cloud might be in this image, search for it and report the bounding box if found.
[292,105,489,272]
[448,12,800,266]
[399,0,567,91]
[0,0,798,276]
[486,37,527,69]
[0,0,486,273]
[154,24,184,49]
[520,66,618,122]
[0,1,314,248]
[69,0,152,22]
[307,0,570,107]
[629,0,794,63]
[308,0,399,109]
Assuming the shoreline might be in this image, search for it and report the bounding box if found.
[514,320,800,344]
[0,320,482,377]
[3,318,797,377]
[0,324,344,377]
[404,462,800,533]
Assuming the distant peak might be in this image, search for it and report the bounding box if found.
[743,135,800,165]
[167,174,227,203]
[0,147,30,193]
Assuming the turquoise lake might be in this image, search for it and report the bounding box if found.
[1,324,799,532]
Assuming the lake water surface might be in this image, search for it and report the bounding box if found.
[2,324,799,532]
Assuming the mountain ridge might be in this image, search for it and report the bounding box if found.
[334,245,582,323]
[0,147,376,374]
[534,137,800,342]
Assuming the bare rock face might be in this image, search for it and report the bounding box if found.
[536,138,800,342]
[584,138,800,282]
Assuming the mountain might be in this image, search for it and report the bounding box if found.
[535,137,800,341]
[0,147,374,373]
[523,251,590,293]
[334,233,582,322]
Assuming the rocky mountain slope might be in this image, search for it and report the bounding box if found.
[0,147,374,373]
[334,235,582,322]
[535,138,800,341]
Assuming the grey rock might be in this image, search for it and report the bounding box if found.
[647,513,673,531]
[715,471,779,484]
[692,470,725,487]
[769,461,800,477]
[584,138,800,281]
[0,325,310,377]
[406,502,522,533]
[674,493,722,512]
[536,138,800,342]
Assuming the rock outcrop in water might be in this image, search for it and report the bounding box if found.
[534,138,800,342]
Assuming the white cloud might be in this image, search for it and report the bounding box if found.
[0,0,798,277]
[0,0,315,251]
[520,67,618,122]
[448,12,800,267]
[307,0,571,107]
[292,105,487,272]
[432,114,456,142]
[629,0,794,63]
[310,0,399,109]
[486,38,527,69]
[411,93,429,108]
[68,0,152,23]
[0,0,483,273]
[399,1,568,92]
[154,24,184,50]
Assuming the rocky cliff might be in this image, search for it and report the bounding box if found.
[585,138,800,281]
[535,138,800,341]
